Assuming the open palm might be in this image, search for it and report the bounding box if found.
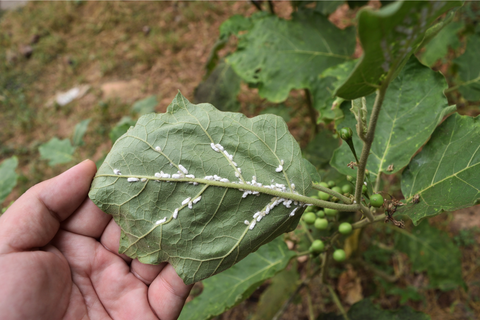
[0,160,192,320]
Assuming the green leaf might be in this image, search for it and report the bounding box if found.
[39,137,75,166]
[331,56,454,179]
[178,236,295,320]
[132,95,157,115]
[0,156,18,204]
[398,113,480,225]
[194,61,241,112]
[318,298,431,320]
[252,264,299,320]
[260,104,291,123]
[219,14,253,39]
[394,222,464,291]
[227,9,355,103]
[109,116,136,143]
[303,129,339,169]
[453,31,480,101]
[421,21,463,66]
[89,92,313,284]
[335,1,462,100]
[72,118,91,147]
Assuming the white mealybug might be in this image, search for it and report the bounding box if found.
[235,172,240,178]
[289,207,298,216]
[155,172,162,178]
[155,146,161,152]
[113,169,121,175]
[214,175,221,181]
[244,220,250,225]
[215,144,224,151]
[141,178,147,182]
[253,212,261,218]
[228,154,233,160]
[252,176,256,182]
[220,178,229,183]
[181,197,191,205]
[291,183,295,190]
[211,143,219,152]
[163,173,171,178]
[193,182,199,186]
[238,168,242,173]
[178,165,188,174]
[193,196,202,204]
[232,161,237,167]
[364,181,367,185]
[188,201,193,209]
[204,175,213,180]
[172,173,182,179]
[275,165,283,172]
[256,215,263,222]
[186,174,195,179]
[155,217,167,225]
[127,177,140,182]
[281,159,284,165]
[242,191,250,198]
[173,208,179,219]
[249,221,256,230]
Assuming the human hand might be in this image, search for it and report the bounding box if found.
[0,160,193,320]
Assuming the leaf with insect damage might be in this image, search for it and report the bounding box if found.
[89,92,313,284]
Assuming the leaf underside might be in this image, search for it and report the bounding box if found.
[89,92,313,284]
[178,236,295,320]
[398,113,480,225]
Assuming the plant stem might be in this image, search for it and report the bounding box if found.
[306,292,315,320]
[327,285,350,320]
[312,183,352,204]
[267,0,275,14]
[297,250,311,257]
[354,83,388,221]
[359,203,375,222]
[352,213,385,229]
[304,89,318,135]
[345,139,360,163]
[320,252,329,284]
[300,221,315,243]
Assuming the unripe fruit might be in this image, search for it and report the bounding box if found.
[316,210,325,218]
[332,186,342,194]
[303,212,316,224]
[339,127,353,140]
[346,175,354,182]
[327,180,336,188]
[324,208,339,217]
[333,249,346,262]
[314,218,328,230]
[362,185,368,193]
[310,239,325,253]
[319,182,329,188]
[305,206,314,213]
[318,191,330,201]
[342,184,353,194]
[370,193,384,207]
[338,222,353,235]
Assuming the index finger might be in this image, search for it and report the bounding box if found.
[0,160,97,254]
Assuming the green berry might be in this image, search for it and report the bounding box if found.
[303,212,316,224]
[346,175,354,182]
[362,185,368,194]
[332,186,342,194]
[341,184,353,194]
[310,239,325,253]
[318,191,330,201]
[339,127,353,140]
[316,210,325,218]
[338,222,353,235]
[333,249,346,262]
[324,208,339,217]
[327,180,336,188]
[314,218,328,230]
[305,206,314,213]
[370,193,384,207]
[319,182,329,188]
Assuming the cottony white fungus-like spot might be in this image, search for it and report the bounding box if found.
[192,196,202,204]
[181,197,191,205]
[173,208,179,219]
[178,165,188,174]
[113,169,121,175]
[155,146,161,152]
[127,178,140,182]
[155,217,167,225]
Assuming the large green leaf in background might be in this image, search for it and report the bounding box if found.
[453,30,480,101]
[420,21,464,67]
[39,137,75,166]
[331,57,454,179]
[394,222,464,291]
[319,298,430,320]
[194,61,241,112]
[72,118,91,147]
[398,113,480,225]
[132,95,158,115]
[109,116,136,143]
[89,93,313,284]
[178,236,295,320]
[335,1,462,100]
[227,9,355,103]
[0,156,18,204]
